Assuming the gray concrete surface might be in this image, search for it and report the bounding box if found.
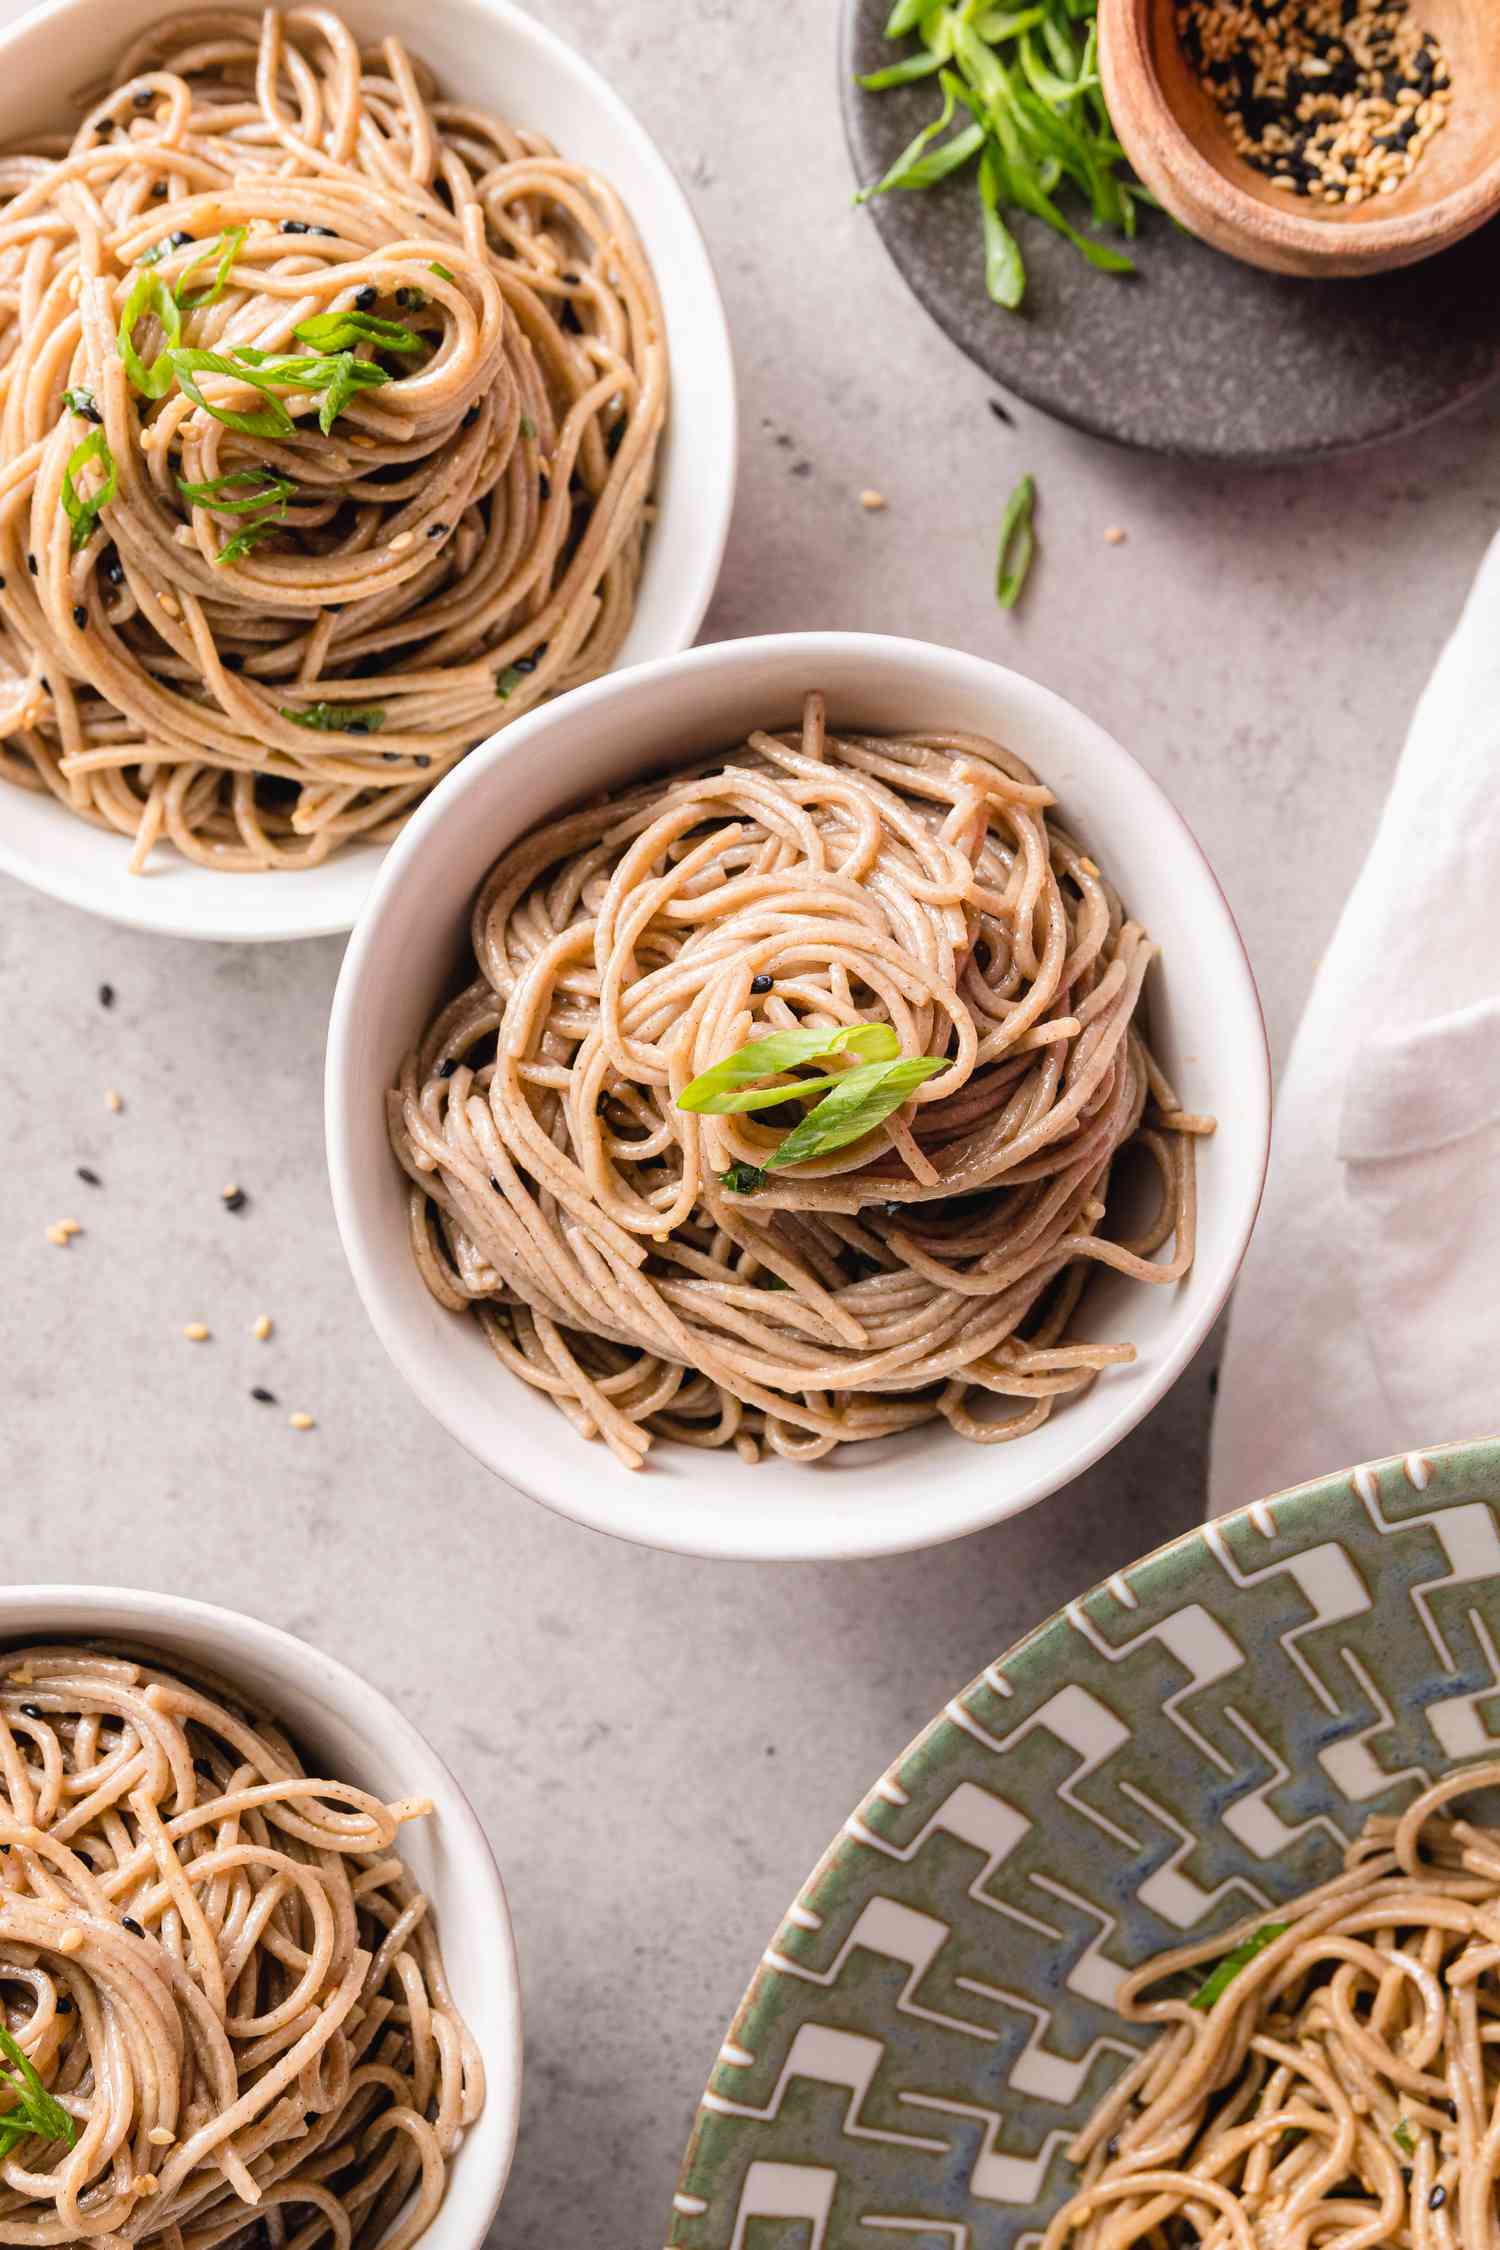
[5,2,1500,2242]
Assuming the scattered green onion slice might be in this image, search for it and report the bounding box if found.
[280,702,387,733]
[495,664,524,699]
[60,429,117,552]
[428,260,456,282]
[762,1055,948,1171]
[177,469,297,514]
[1393,2120,1415,2157]
[292,309,423,356]
[214,514,286,566]
[519,415,537,441]
[677,1022,901,1112]
[1189,1923,1289,2012]
[168,347,294,437]
[0,2025,76,2152]
[117,269,182,398]
[995,472,1036,608]
[718,1162,766,1196]
[174,225,246,312]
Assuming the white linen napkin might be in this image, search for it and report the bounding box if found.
[1210,530,1500,1515]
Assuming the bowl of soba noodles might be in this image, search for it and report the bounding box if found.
[0,1583,521,2249]
[326,630,1270,1561]
[0,0,734,940]
[668,1438,1500,2245]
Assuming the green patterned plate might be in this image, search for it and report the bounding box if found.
[668,1439,1500,2247]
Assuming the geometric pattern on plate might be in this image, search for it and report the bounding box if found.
[667,1440,1500,2247]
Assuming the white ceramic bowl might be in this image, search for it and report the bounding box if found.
[0,1584,523,2244]
[327,632,1271,1563]
[0,0,736,942]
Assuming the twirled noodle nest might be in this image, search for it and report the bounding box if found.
[1048,1761,1500,2250]
[0,1640,482,2247]
[0,6,664,869]
[391,692,1213,1468]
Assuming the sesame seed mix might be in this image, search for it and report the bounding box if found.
[1176,0,1453,206]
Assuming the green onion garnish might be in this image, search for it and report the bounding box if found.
[995,472,1036,609]
[428,261,456,283]
[1393,2119,1415,2156]
[680,1023,948,1173]
[1189,1923,1288,2012]
[519,414,537,441]
[215,516,285,565]
[495,664,524,699]
[168,347,294,437]
[0,2024,76,2154]
[280,702,386,734]
[292,309,423,356]
[177,469,297,514]
[61,387,100,423]
[718,1162,766,1196]
[60,429,117,552]
[174,225,246,312]
[117,269,182,398]
[856,1,1143,313]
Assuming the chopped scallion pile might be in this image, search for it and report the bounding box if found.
[856,0,1147,313]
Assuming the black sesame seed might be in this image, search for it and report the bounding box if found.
[19,1705,41,1720]
[1429,2185,1447,2209]
[1106,2137,1120,2160]
[988,396,1014,427]
[750,973,773,994]
[55,1995,72,2014]
[513,654,537,675]
[414,753,431,768]
[72,604,87,630]
[437,1058,458,1078]
[250,1386,276,1405]
[76,1165,101,1187]
[355,285,378,310]
[98,982,115,1009]
[395,287,421,308]
[25,553,36,575]
[281,219,311,234]
[311,225,337,237]
[151,181,167,198]
[427,522,448,537]
[121,1916,145,1938]
[104,555,124,586]
[222,1187,247,1212]
[167,229,191,249]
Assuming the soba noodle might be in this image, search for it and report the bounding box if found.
[1048,1762,1500,2250]
[390,693,1212,1467]
[0,1639,483,2247]
[0,7,664,870]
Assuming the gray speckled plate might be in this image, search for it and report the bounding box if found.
[668,1437,1500,2246]
[840,1,1500,463]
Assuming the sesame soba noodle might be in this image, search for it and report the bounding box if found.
[0,1640,482,2246]
[0,7,664,871]
[390,692,1212,1468]
[1048,1762,1500,2250]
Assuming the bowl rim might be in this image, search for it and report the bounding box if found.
[0,0,737,944]
[1098,0,1500,271]
[664,1433,1500,2237]
[0,1582,524,2243]
[325,628,1273,1563]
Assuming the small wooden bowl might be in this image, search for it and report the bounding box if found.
[1097,0,1500,277]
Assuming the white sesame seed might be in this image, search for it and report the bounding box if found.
[859,489,887,512]
[182,1322,210,1342]
[106,1088,123,1112]
[1104,526,1127,545]
[289,1411,315,1431]
[252,1313,273,1341]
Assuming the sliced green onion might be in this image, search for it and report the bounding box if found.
[1189,1923,1289,2012]
[1393,2120,1415,2157]
[717,1162,766,1196]
[428,260,456,282]
[177,469,297,514]
[60,428,117,552]
[292,309,423,355]
[0,2025,76,2151]
[995,472,1036,608]
[495,664,523,698]
[168,348,294,437]
[117,269,182,398]
[763,1055,948,1171]
[677,1022,900,1112]
[174,224,246,312]
[280,701,386,733]
[215,515,285,565]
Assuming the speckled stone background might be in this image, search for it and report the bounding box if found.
[3,3,1500,2246]
[843,0,1500,461]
